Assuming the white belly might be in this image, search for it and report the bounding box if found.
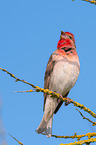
[50,61,79,96]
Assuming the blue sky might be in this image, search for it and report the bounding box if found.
[0,0,96,145]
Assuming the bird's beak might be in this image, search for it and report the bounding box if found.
[60,31,66,40]
[61,31,65,35]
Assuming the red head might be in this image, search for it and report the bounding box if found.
[57,31,76,50]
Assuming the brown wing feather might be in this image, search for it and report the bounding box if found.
[43,54,55,111]
[54,91,69,114]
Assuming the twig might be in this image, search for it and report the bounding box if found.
[12,89,34,93]
[76,109,96,126]
[8,132,23,145]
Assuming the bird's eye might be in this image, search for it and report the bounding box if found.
[69,36,72,39]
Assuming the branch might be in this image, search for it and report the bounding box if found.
[82,0,96,5]
[72,0,96,5]
[0,67,96,119]
[42,132,96,140]
[60,138,96,145]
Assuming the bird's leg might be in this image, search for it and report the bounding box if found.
[65,97,72,106]
[57,94,72,106]
[57,95,63,103]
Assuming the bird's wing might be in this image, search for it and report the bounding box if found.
[43,54,55,111]
[54,91,69,114]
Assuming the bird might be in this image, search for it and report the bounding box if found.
[36,31,80,137]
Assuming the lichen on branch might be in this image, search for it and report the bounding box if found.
[60,137,96,145]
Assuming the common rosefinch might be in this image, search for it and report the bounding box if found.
[36,31,80,137]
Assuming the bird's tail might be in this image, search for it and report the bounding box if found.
[36,115,53,137]
[36,97,57,137]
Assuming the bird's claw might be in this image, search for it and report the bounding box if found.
[57,95,63,103]
[65,98,72,106]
